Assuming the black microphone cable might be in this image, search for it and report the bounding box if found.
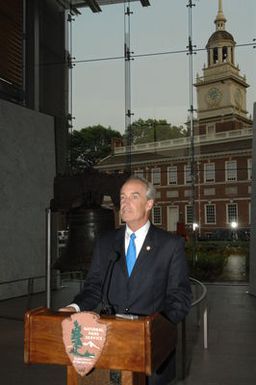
[100,250,120,315]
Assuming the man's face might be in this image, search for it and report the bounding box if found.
[120,180,154,231]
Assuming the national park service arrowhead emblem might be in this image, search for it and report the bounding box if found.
[62,312,108,376]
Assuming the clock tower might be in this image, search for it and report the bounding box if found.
[195,0,252,131]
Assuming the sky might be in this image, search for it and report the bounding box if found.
[70,0,256,133]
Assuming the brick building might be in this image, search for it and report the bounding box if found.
[97,0,253,238]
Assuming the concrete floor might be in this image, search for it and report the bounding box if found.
[0,283,256,385]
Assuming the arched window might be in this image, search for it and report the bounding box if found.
[213,47,218,64]
[222,46,228,62]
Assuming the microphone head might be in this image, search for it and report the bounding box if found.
[110,250,120,262]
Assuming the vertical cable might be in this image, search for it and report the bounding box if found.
[187,0,197,261]
[67,6,76,171]
[124,0,133,174]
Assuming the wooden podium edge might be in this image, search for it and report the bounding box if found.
[24,306,50,364]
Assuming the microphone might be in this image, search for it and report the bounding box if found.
[100,250,120,315]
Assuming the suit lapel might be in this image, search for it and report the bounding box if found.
[130,224,157,278]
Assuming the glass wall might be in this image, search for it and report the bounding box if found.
[57,0,256,284]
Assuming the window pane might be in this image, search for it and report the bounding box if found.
[152,206,162,225]
[152,168,161,185]
[205,204,216,224]
[204,162,215,183]
[226,160,237,181]
[134,169,144,178]
[184,164,192,184]
[186,205,193,224]
[167,166,177,185]
[227,203,238,223]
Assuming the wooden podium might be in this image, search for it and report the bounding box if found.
[24,307,177,385]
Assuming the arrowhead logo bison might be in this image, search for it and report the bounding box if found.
[62,312,108,376]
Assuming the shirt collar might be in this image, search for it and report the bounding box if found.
[126,220,150,238]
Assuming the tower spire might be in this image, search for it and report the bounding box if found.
[214,0,226,31]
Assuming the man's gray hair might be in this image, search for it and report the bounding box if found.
[124,175,156,200]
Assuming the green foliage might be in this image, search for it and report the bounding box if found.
[69,125,122,171]
[224,241,249,257]
[68,119,187,172]
[188,254,228,282]
[185,240,249,281]
[126,118,187,144]
[186,242,228,281]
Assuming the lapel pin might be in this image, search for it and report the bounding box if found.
[146,246,151,251]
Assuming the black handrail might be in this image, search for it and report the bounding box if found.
[0,276,45,285]
[181,277,208,379]
[190,276,207,307]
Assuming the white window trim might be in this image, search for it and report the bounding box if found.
[204,162,215,183]
[152,206,162,225]
[225,160,237,182]
[206,123,216,135]
[226,203,238,224]
[184,164,192,185]
[205,204,216,224]
[167,166,177,185]
[134,169,144,178]
[151,167,161,185]
[185,205,193,224]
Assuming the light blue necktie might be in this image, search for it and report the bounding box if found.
[126,233,136,276]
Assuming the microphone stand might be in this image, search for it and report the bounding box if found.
[100,251,120,315]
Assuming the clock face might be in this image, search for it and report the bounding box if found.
[206,87,223,106]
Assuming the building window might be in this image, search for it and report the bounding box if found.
[213,47,218,63]
[205,204,216,224]
[185,205,193,224]
[184,190,192,198]
[151,168,161,185]
[167,166,177,185]
[248,159,252,180]
[227,203,238,224]
[204,162,215,183]
[204,188,215,196]
[225,160,237,182]
[134,169,144,178]
[155,191,161,199]
[222,46,228,62]
[184,164,192,184]
[167,190,179,198]
[225,186,237,196]
[206,124,215,135]
[152,206,162,225]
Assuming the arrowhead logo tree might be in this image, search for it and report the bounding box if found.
[62,312,108,376]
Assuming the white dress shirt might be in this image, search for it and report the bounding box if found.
[125,220,150,258]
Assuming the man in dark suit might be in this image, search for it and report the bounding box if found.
[60,175,192,384]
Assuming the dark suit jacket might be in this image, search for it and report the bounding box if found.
[73,223,191,384]
[74,223,191,322]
